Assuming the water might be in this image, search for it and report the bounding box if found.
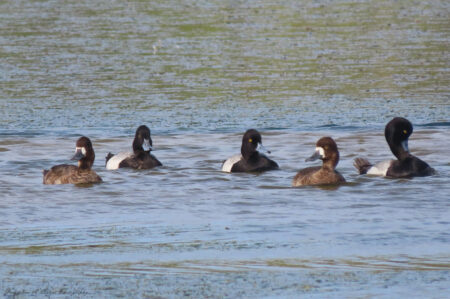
[1,0,449,298]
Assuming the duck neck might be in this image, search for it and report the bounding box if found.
[133,139,143,153]
[78,157,93,170]
[389,143,410,160]
[242,149,259,162]
[135,150,148,159]
[322,152,338,171]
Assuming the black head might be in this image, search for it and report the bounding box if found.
[385,117,412,159]
[306,137,340,169]
[133,125,153,153]
[71,136,95,170]
[240,129,270,160]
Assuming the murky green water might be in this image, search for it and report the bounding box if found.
[1,0,449,298]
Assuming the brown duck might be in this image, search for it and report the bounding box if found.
[43,136,102,185]
[293,137,345,186]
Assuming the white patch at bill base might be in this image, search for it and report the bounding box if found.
[76,147,87,155]
[316,147,325,158]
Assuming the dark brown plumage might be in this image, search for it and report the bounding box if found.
[292,137,345,187]
[43,136,102,185]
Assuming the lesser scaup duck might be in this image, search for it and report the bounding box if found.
[105,125,162,170]
[354,117,435,178]
[43,136,102,185]
[292,137,345,186]
[221,129,279,173]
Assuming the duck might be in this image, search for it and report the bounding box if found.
[105,125,162,170]
[222,129,279,173]
[43,136,102,185]
[292,137,345,186]
[354,117,435,178]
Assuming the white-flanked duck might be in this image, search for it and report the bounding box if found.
[106,125,162,170]
[222,129,279,173]
[354,117,435,178]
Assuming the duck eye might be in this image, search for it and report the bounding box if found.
[403,130,408,134]
[248,138,252,143]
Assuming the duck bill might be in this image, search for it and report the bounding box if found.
[257,143,271,154]
[401,140,409,153]
[305,149,322,162]
[71,148,85,161]
[143,138,153,152]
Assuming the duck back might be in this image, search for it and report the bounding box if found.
[43,164,102,185]
[293,166,345,186]
[386,156,435,178]
[119,152,162,169]
[230,154,278,173]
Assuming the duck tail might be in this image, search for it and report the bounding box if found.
[353,157,372,174]
[105,152,114,164]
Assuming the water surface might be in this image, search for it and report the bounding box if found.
[0,0,449,298]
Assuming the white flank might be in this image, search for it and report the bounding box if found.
[106,152,133,170]
[367,160,393,176]
[221,154,242,173]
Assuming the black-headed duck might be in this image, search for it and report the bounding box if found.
[354,117,435,178]
[106,125,162,170]
[222,129,279,173]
